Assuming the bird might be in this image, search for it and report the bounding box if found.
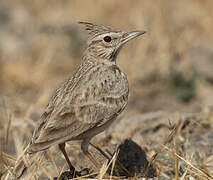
[12,22,146,179]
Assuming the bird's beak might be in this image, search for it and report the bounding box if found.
[121,31,146,45]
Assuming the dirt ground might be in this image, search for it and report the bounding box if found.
[0,0,213,179]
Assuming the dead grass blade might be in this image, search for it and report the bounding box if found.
[0,151,4,179]
[110,150,118,180]
[5,117,11,146]
[47,149,59,175]
[98,161,109,179]
[40,165,54,179]
[57,164,66,180]
[28,152,46,179]
[90,142,111,161]
[144,120,182,177]
[164,146,213,180]
[98,150,118,179]
[105,149,132,177]
[90,142,132,177]
[72,172,99,180]
[1,152,16,161]
[174,140,179,180]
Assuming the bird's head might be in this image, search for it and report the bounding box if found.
[79,22,146,63]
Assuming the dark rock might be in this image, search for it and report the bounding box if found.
[116,139,156,178]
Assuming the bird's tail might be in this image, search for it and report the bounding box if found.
[12,150,45,179]
[12,152,34,179]
[12,156,27,179]
[10,143,31,179]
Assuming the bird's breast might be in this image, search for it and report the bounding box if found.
[98,65,129,107]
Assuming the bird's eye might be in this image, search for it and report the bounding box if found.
[103,36,111,43]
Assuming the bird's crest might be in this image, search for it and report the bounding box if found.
[78,22,113,37]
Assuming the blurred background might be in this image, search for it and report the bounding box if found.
[0,0,213,178]
[0,0,213,115]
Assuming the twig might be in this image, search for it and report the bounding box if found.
[144,120,182,177]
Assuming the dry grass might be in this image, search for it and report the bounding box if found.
[1,0,213,179]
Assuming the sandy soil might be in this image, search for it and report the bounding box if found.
[0,0,213,179]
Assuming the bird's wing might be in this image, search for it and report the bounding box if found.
[31,60,95,144]
[29,63,128,152]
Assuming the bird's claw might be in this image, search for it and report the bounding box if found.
[78,168,90,176]
[54,168,90,180]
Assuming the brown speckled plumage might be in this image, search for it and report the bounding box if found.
[13,22,145,179]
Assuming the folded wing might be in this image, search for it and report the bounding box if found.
[29,63,128,153]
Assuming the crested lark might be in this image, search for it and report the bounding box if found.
[13,22,145,178]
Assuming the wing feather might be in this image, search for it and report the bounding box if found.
[29,62,128,152]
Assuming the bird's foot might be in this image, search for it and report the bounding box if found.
[78,168,90,176]
[53,168,90,180]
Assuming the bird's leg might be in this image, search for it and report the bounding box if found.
[83,151,101,169]
[81,139,101,169]
[58,143,78,175]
